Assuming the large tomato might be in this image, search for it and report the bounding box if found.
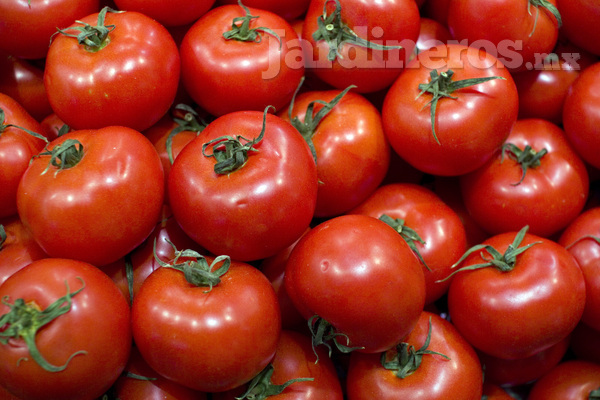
[132,253,281,393]
[557,0,600,56]
[44,7,180,131]
[382,43,519,176]
[460,118,589,238]
[180,3,303,117]
[301,0,420,93]
[284,214,426,354]
[527,360,600,400]
[17,126,164,267]
[0,258,131,400]
[168,109,318,262]
[446,227,586,360]
[346,311,483,400]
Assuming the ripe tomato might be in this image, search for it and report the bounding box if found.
[113,0,215,27]
[168,109,318,262]
[347,183,467,305]
[382,43,518,176]
[17,126,164,267]
[0,93,46,219]
[460,118,589,238]
[527,360,600,400]
[279,87,390,218]
[302,0,420,93]
[284,214,426,354]
[132,254,281,393]
[447,227,586,360]
[557,0,600,56]
[216,0,311,21]
[44,7,180,131]
[562,61,600,170]
[415,17,453,55]
[346,311,483,400]
[0,258,131,400]
[180,3,303,117]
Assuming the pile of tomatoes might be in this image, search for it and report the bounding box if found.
[1,0,600,399]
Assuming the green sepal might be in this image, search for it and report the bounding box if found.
[223,0,282,50]
[307,315,364,364]
[235,364,314,400]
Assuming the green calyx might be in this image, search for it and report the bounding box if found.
[437,225,540,282]
[0,108,48,143]
[235,364,314,400]
[528,0,562,37]
[223,0,281,49]
[154,239,231,292]
[308,315,364,364]
[287,77,356,164]
[379,214,431,272]
[202,105,274,175]
[34,138,84,176]
[0,278,87,372]
[55,6,123,52]
[416,69,505,145]
[166,104,210,165]
[589,388,600,400]
[381,316,449,378]
[312,0,403,61]
[501,142,548,186]
[0,225,6,251]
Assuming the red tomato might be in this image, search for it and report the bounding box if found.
[0,258,131,400]
[460,118,589,238]
[481,382,518,400]
[558,207,600,332]
[0,93,46,219]
[132,255,281,393]
[168,110,318,262]
[346,311,483,400]
[447,0,561,72]
[216,0,311,21]
[17,126,165,267]
[415,17,453,55]
[562,62,600,170]
[213,330,344,400]
[111,346,207,400]
[113,0,215,27]
[382,43,519,176]
[284,214,426,354]
[302,0,420,93]
[0,0,100,59]
[39,113,69,142]
[447,227,586,360]
[0,215,47,285]
[44,7,180,131]
[347,183,468,305]
[180,3,303,117]
[279,87,390,218]
[557,0,600,56]
[527,360,600,400]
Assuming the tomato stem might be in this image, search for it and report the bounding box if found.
[416,70,505,145]
[380,316,449,378]
[379,214,431,271]
[0,225,6,251]
[589,388,600,399]
[312,0,403,61]
[202,105,274,174]
[34,138,85,176]
[307,315,364,364]
[0,278,87,372]
[166,104,209,165]
[436,226,541,282]
[528,0,562,38]
[0,108,48,143]
[235,364,314,400]
[54,6,123,52]
[223,0,282,49]
[500,142,548,186]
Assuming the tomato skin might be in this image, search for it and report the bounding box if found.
[527,360,600,400]
[557,0,600,56]
[415,17,453,55]
[216,0,311,21]
[346,311,483,400]
[180,5,303,117]
[460,118,589,238]
[44,10,180,132]
[562,62,600,170]
[279,89,390,218]
[0,93,46,219]
[17,126,165,267]
[0,258,131,400]
[284,214,426,354]
[447,231,586,360]
[382,43,518,176]
[131,259,281,393]
[113,0,215,27]
[347,183,467,305]
[558,207,600,332]
[302,0,420,93]
[481,382,517,400]
[168,111,318,262]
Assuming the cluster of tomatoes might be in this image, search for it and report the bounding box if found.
[1,0,600,399]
